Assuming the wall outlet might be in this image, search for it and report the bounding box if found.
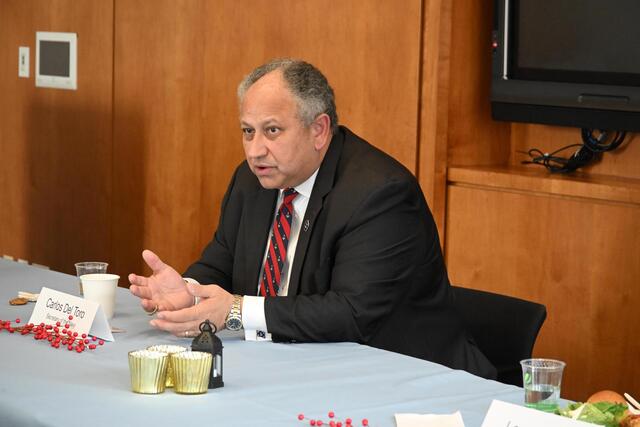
[19,46,29,78]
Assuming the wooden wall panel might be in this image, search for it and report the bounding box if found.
[445,184,640,401]
[114,0,423,276]
[113,1,209,277]
[446,0,510,167]
[0,1,113,274]
[418,0,451,239]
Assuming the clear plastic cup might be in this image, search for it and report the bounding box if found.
[75,262,108,296]
[521,358,566,412]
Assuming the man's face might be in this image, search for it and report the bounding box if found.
[240,71,323,189]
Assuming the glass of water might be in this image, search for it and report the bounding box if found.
[74,262,108,296]
[521,358,566,412]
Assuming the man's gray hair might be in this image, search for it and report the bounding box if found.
[237,59,339,134]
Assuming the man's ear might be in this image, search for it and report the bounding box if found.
[310,114,331,151]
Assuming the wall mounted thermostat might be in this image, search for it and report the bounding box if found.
[35,31,77,90]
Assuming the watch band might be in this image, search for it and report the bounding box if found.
[225,295,243,331]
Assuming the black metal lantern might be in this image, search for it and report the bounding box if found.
[191,320,224,389]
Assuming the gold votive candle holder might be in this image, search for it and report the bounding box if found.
[147,345,188,388]
[171,351,212,394]
[128,350,169,394]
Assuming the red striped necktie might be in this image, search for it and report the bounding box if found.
[259,188,298,297]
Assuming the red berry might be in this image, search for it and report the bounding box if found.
[346,419,352,425]
[99,340,104,345]
[89,344,96,350]
[330,422,336,427]
[328,412,335,418]
[310,421,316,426]
[65,323,70,329]
[337,423,342,427]
[362,420,368,426]
[15,318,21,323]
[298,414,305,421]
[317,421,323,426]
[68,315,73,320]
[92,336,97,341]
[81,333,87,338]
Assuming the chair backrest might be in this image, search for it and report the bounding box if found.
[452,286,547,386]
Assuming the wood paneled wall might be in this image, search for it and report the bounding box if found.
[1,0,638,400]
[112,0,423,275]
[0,0,114,270]
[2,0,423,276]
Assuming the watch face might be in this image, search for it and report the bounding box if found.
[226,317,242,331]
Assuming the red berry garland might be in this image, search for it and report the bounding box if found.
[0,315,104,353]
[297,412,371,427]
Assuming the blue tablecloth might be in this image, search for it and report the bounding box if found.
[0,259,523,426]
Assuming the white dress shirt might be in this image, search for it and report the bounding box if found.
[243,170,317,341]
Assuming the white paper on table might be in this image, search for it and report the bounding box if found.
[395,411,465,427]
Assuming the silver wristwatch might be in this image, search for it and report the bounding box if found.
[225,295,243,331]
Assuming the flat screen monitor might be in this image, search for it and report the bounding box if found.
[491,0,640,131]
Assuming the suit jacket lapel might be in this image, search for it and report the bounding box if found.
[243,187,278,296]
[288,129,345,296]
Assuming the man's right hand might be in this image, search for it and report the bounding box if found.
[128,249,194,313]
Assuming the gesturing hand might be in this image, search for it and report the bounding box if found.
[128,249,194,313]
[150,283,235,337]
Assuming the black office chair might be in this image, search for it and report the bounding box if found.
[452,286,547,386]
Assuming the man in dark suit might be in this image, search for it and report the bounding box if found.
[129,59,496,379]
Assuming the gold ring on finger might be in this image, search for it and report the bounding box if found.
[147,304,158,316]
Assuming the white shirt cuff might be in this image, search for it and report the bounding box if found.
[242,295,271,341]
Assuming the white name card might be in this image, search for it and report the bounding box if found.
[28,287,114,342]
[481,400,594,427]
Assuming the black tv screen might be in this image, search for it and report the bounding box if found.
[491,0,640,131]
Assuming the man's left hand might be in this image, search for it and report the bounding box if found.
[149,283,234,337]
